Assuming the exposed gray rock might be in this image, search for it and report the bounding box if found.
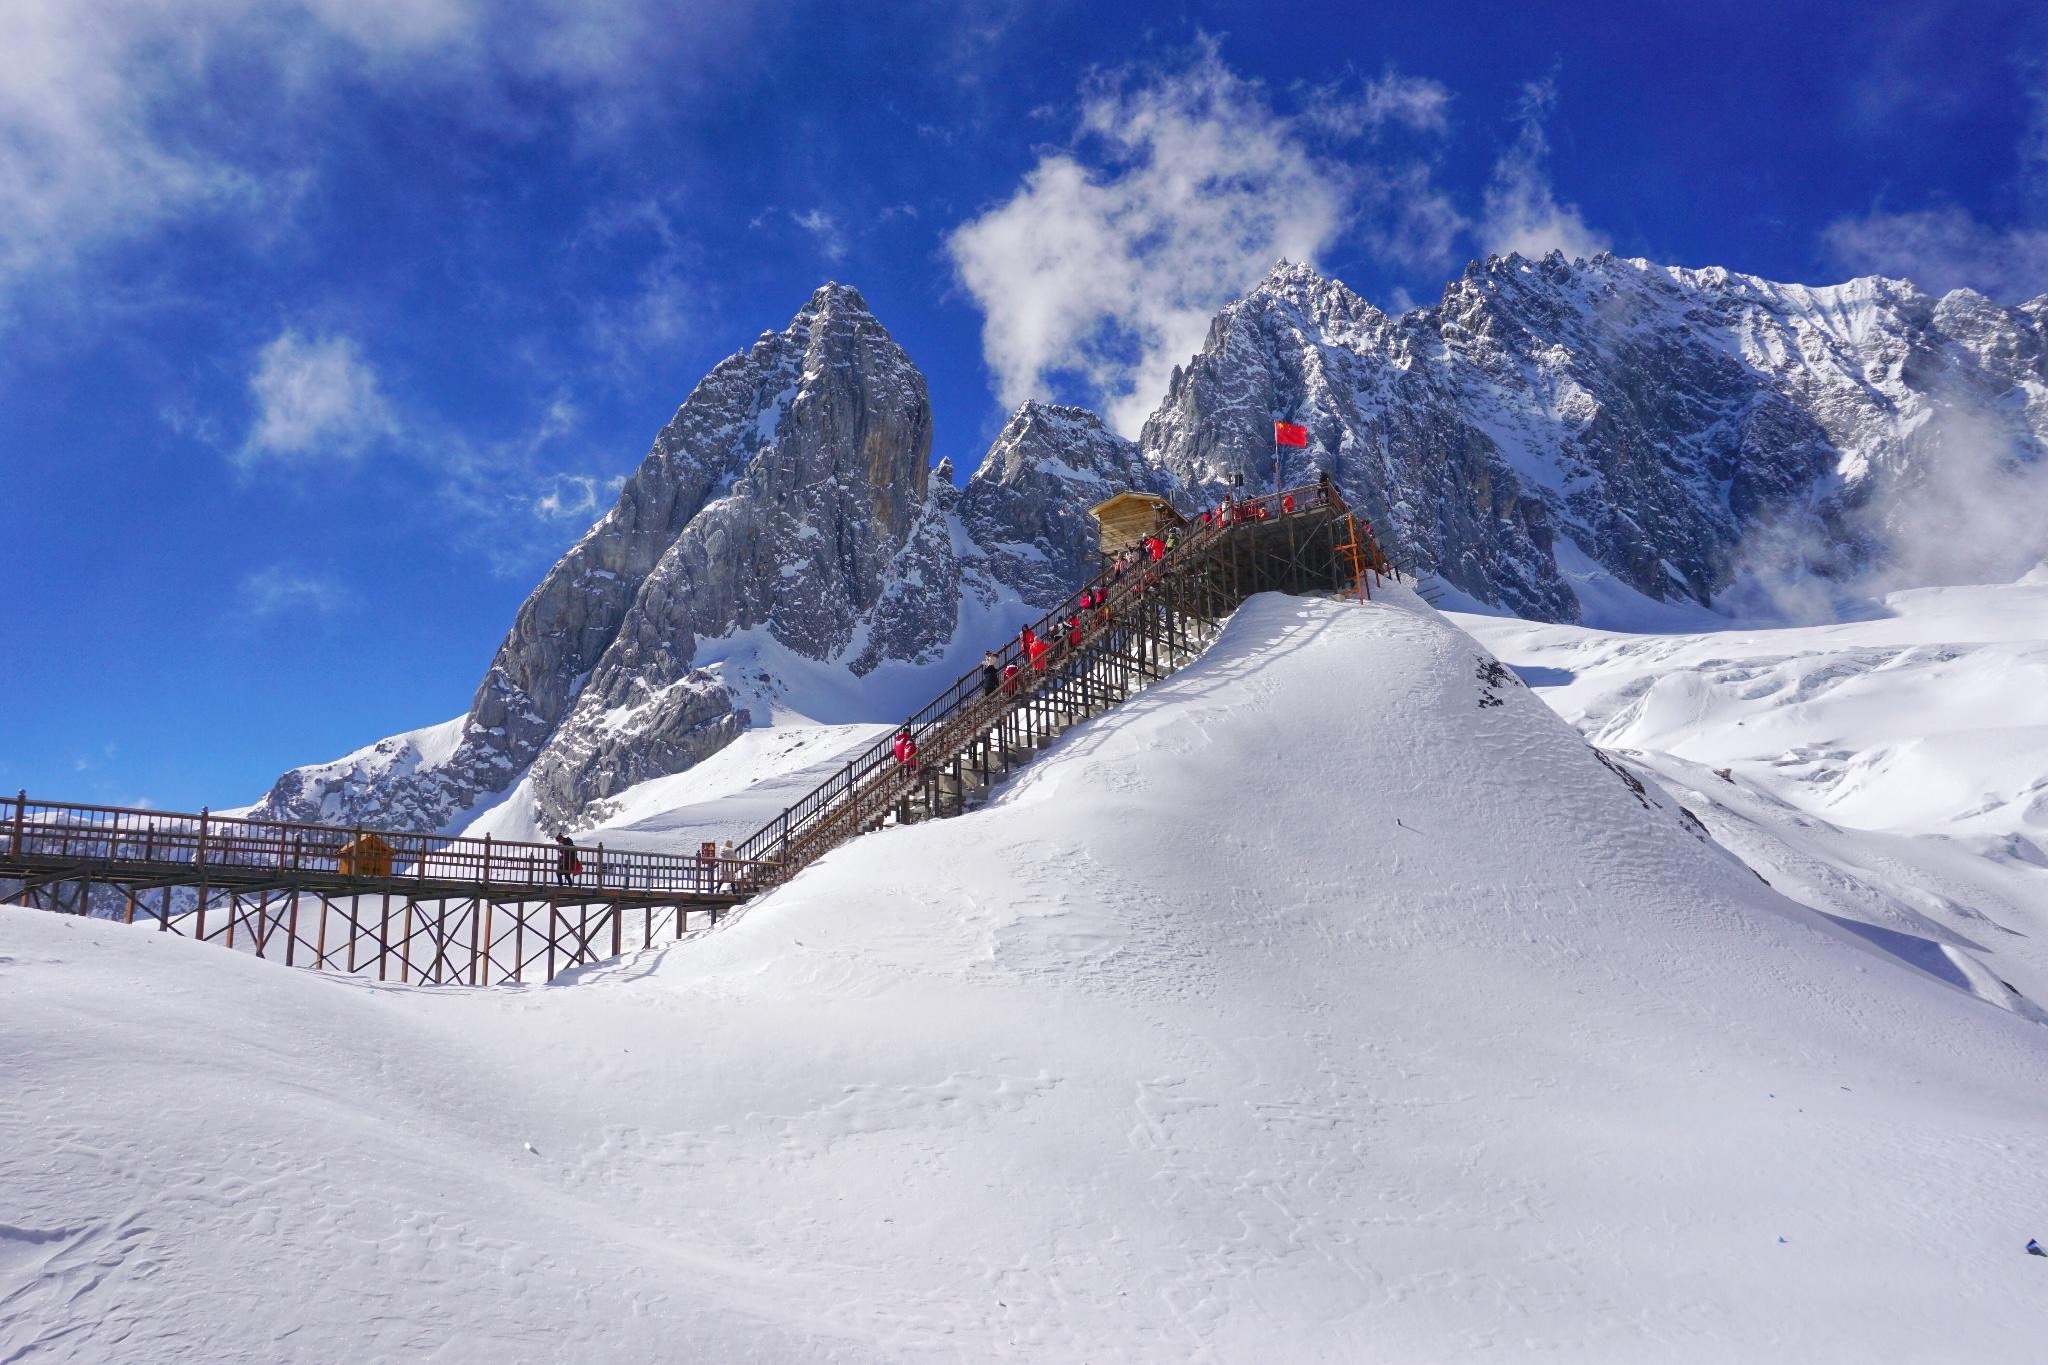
[252,256,2048,835]
[959,401,1174,604]
[1141,256,2048,620]
[1139,260,1577,619]
[253,284,948,833]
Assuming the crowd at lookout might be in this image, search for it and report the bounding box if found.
[886,476,1341,777]
[541,474,1351,876]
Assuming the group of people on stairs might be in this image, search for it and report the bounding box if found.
[892,519,1192,781]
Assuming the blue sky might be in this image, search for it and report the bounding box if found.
[5,0,2045,812]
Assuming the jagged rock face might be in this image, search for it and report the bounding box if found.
[522,284,939,821]
[1141,256,2048,620]
[958,402,1168,604]
[249,292,1131,835]
[254,284,951,833]
[252,256,2048,834]
[1140,261,1579,620]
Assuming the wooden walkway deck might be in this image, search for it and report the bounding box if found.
[3,481,1385,986]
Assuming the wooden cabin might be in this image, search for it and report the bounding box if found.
[1089,492,1187,556]
[337,832,395,878]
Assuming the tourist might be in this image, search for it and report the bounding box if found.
[981,649,1001,696]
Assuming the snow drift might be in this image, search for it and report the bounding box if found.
[6,590,2046,1362]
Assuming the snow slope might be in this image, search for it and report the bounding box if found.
[7,591,2047,1362]
[1459,576,2048,1018]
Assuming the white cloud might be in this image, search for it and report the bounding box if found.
[1358,161,1468,274]
[0,0,759,328]
[533,471,626,520]
[1305,69,1453,138]
[574,197,703,376]
[1480,80,1609,262]
[1820,73,2048,304]
[947,45,1352,434]
[236,565,359,619]
[242,330,395,462]
[1822,208,2048,301]
[792,209,849,262]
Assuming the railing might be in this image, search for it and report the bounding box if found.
[3,481,1369,922]
[730,480,1354,872]
[0,792,769,900]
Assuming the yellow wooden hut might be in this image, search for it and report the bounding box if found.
[1089,492,1187,557]
[337,831,395,878]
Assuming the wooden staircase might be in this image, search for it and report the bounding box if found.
[729,482,1377,889]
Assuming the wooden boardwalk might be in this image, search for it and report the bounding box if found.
[0,797,761,985]
[3,481,1384,986]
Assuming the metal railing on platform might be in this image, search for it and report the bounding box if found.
[729,480,1369,875]
[0,792,770,900]
[1,479,1382,984]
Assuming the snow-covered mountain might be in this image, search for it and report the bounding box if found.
[1461,574,2048,1023]
[13,590,2047,1361]
[251,255,2048,835]
[1146,255,2048,620]
[250,289,1143,835]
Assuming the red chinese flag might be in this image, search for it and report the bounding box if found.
[1274,421,1309,447]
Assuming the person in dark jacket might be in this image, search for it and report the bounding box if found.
[981,649,1001,696]
[555,833,579,881]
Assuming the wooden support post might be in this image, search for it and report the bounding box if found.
[194,808,210,944]
[400,898,415,984]
[480,898,495,985]
[547,898,559,982]
[514,901,526,984]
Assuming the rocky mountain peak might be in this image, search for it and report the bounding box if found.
[250,253,2048,838]
[957,400,1164,606]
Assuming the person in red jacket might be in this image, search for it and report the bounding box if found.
[1028,635,1051,671]
[1019,624,1036,653]
[1067,614,1084,648]
[1002,661,1020,694]
[892,727,918,770]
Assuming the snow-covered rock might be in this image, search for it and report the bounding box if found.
[250,294,1142,835]
[1142,256,2048,621]
[1460,576,2048,1019]
[251,254,2048,835]
[10,591,2048,1361]
[957,401,1169,606]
